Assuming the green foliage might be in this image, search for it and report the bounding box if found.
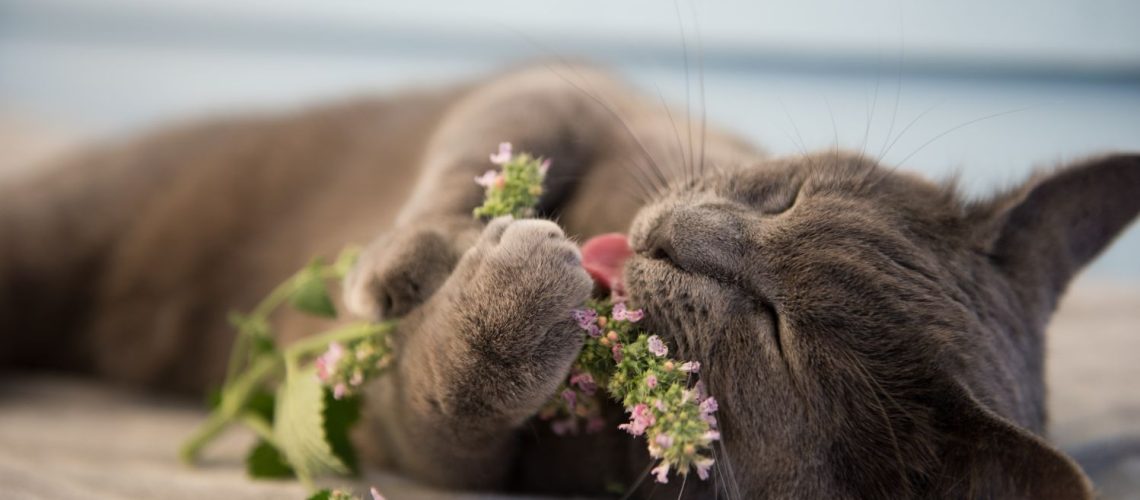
[247,440,295,478]
[290,260,338,318]
[473,152,548,219]
[323,392,362,475]
[274,366,350,483]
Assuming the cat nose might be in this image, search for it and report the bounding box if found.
[640,207,747,278]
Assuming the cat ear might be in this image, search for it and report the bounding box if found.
[933,380,1093,499]
[971,154,1140,305]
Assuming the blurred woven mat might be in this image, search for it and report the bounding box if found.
[0,280,1136,499]
[0,378,556,500]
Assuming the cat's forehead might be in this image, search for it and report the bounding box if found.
[699,152,964,218]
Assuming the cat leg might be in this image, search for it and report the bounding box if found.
[360,216,593,489]
[344,64,626,320]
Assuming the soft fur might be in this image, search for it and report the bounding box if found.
[2,63,1137,499]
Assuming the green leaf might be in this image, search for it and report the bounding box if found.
[246,389,276,421]
[290,262,337,318]
[274,366,349,482]
[246,440,295,478]
[323,391,362,475]
[306,490,333,500]
[205,387,222,410]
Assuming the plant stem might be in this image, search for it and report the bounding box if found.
[284,321,396,361]
[181,355,281,463]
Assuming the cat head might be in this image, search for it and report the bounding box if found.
[624,152,1139,498]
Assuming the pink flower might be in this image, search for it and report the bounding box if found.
[655,433,673,449]
[474,169,500,188]
[679,361,700,373]
[654,399,667,412]
[315,342,345,382]
[646,335,668,357]
[611,302,644,322]
[489,142,513,164]
[651,462,670,484]
[569,371,597,395]
[694,457,715,480]
[645,373,658,389]
[333,383,348,400]
[539,158,552,175]
[570,308,601,336]
[700,396,718,414]
[703,430,721,442]
[551,418,577,436]
[618,403,655,436]
[611,342,623,363]
[370,487,386,500]
[562,388,577,411]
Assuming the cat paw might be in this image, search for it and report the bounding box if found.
[447,217,593,385]
[344,216,483,320]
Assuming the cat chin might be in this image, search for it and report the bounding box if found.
[624,255,756,341]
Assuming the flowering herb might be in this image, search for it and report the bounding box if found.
[542,299,719,484]
[184,143,713,497]
[473,142,550,219]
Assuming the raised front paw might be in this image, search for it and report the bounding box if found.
[441,217,594,414]
[343,216,483,320]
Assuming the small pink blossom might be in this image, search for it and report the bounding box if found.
[569,371,596,395]
[655,433,673,449]
[539,158,551,175]
[646,335,668,357]
[679,361,700,373]
[618,403,655,436]
[551,418,577,436]
[611,342,623,363]
[333,383,348,400]
[694,457,715,480]
[651,462,671,484]
[611,302,644,322]
[645,373,658,389]
[474,169,500,188]
[654,399,667,412]
[700,396,718,414]
[489,142,513,164]
[315,342,346,382]
[703,430,721,442]
[370,487,386,500]
[570,308,602,337]
[561,388,577,411]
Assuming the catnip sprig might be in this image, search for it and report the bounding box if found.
[473,142,550,219]
[474,144,718,484]
[559,300,719,484]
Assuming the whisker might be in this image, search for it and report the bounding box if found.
[620,462,655,500]
[876,14,906,163]
[654,84,692,185]
[687,0,709,178]
[876,100,943,165]
[778,99,812,160]
[494,25,671,197]
[893,106,1032,169]
[676,471,689,500]
[673,0,696,178]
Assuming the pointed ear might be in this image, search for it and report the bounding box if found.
[972,154,1140,304]
[933,380,1093,499]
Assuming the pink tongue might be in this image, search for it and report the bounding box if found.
[581,233,633,295]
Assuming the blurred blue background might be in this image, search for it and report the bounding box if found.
[2,0,1138,279]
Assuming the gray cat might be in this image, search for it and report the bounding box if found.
[2,63,1137,499]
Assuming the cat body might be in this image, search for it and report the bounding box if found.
[2,63,1137,499]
